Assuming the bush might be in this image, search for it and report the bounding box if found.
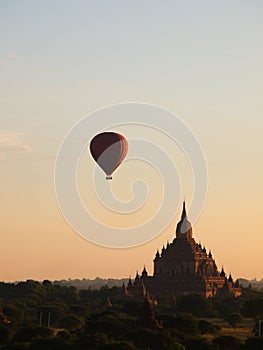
[173,314,199,336]
[183,336,212,350]
[13,326,53,343]
[245,336,263,350]
[213,335,242,350]
[98,341,138,350]
[0,326,10,345]
[225,313,243,328]
[198,319,220,334]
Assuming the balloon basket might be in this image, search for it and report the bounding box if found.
[106,176,112,180]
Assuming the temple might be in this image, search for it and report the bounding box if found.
[129,202,241,298]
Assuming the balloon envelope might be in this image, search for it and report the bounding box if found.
[90,132,128,179]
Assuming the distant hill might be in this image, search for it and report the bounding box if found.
[53,277,263,290]
[238,278,263,290]
[53,277,130,290]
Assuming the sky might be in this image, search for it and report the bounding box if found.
[0,0,263,282]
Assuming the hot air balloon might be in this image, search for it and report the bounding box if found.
[90,132,128,180]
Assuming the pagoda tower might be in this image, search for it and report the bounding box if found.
[131,202,241,298]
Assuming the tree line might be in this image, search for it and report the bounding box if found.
[0,280,262,349]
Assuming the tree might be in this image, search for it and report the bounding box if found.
[212,297,242,317]
[241,298,263,318]
[176,294,211,317]
[56,329,72,343]
[69,304,90,317]
[3,305,24,326]
[59,314,83,331]
[42,280,52,287]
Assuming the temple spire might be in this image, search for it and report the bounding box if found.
[181,200,187,220]
[176,201,192,239]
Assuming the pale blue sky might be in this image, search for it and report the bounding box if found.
[0,1,262,281]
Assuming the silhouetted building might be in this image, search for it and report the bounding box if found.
[137,294,159,329]
[129,202,241,298]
